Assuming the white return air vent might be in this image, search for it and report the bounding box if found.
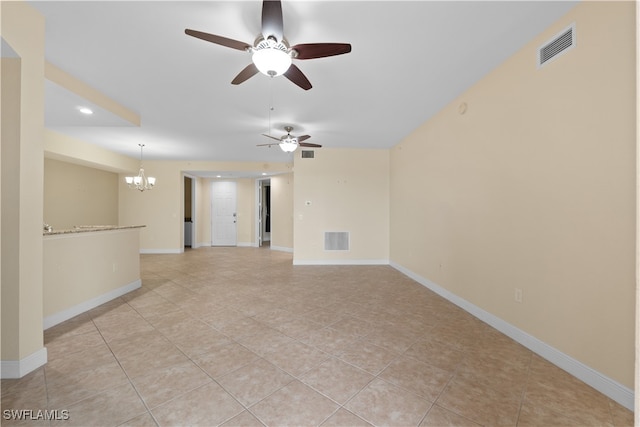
[538,23,575,68]
[324,231,349,251]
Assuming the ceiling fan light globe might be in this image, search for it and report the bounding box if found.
[279,141,297,152]
[252,47,291,76]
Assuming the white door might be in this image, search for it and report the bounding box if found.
[211,181,237,246]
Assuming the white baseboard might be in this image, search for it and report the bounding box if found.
[293,259,389,266]
[140,248,182,254]
[43,279,142,330]
[389,261,635,412]
[1,347,48,379]
[238,242,258,248]
[270,245,293,253]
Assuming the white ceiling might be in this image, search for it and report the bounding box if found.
[28,0,577,165]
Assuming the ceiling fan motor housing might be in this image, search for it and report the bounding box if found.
[282,126,296,142]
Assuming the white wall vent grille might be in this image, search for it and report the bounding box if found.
[324,232,349,251]
[301,150,315,158]
[538,23,575,68]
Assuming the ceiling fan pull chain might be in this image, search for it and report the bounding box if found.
[268,76,274,136]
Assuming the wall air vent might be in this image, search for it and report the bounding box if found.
[324,232,349,251]
[301,150,315,159]
[538,23,575,68]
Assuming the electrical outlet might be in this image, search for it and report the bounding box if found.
[514,288,523,303]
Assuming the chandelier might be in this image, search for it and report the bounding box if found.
[125,144,156,191]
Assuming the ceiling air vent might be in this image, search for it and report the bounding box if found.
[538,23,575,68]
[301,150,315,159]
[324,232,349,251]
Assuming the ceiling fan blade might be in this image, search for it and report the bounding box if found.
[283,64,312,90]
[261,0,284,42]
[257,143,280,147]
[299,142,322,148]
[261,134,282,141]
[231,63,260,85]
[297,135,311,142]
[185,29,251,51]
[292,43,352,60]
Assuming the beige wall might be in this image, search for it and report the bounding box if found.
[237,178,256,246]
[43,229,140,319]
[390,1,635,389]
[271,173,294,250]
[293,148,390,263]
[119,160,182,252]
[1,57,23,361]
[44,158,119,230]
[196,176,211,246]
[636,2,640,416]
[1,2,46,366]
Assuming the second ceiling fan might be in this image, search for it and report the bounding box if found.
[258,126,322,152]
[185,0,351,90]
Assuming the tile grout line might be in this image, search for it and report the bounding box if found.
[514,351,535,426]
[122,288,255,426]
[96,300,162,427]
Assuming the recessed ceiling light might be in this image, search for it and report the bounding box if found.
[262,173,267,176]
[216,175,222,178]
[78,106,93,115]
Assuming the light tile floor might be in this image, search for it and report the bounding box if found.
[1,247,634,426]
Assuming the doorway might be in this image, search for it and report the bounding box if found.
[211,181,237,246]
[183,175,196,249]
[257,178,271,247]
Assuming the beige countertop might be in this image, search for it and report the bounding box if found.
[43,225,145,236]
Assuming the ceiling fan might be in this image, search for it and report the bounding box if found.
[258,126,322,152]
[185,0,351,90]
